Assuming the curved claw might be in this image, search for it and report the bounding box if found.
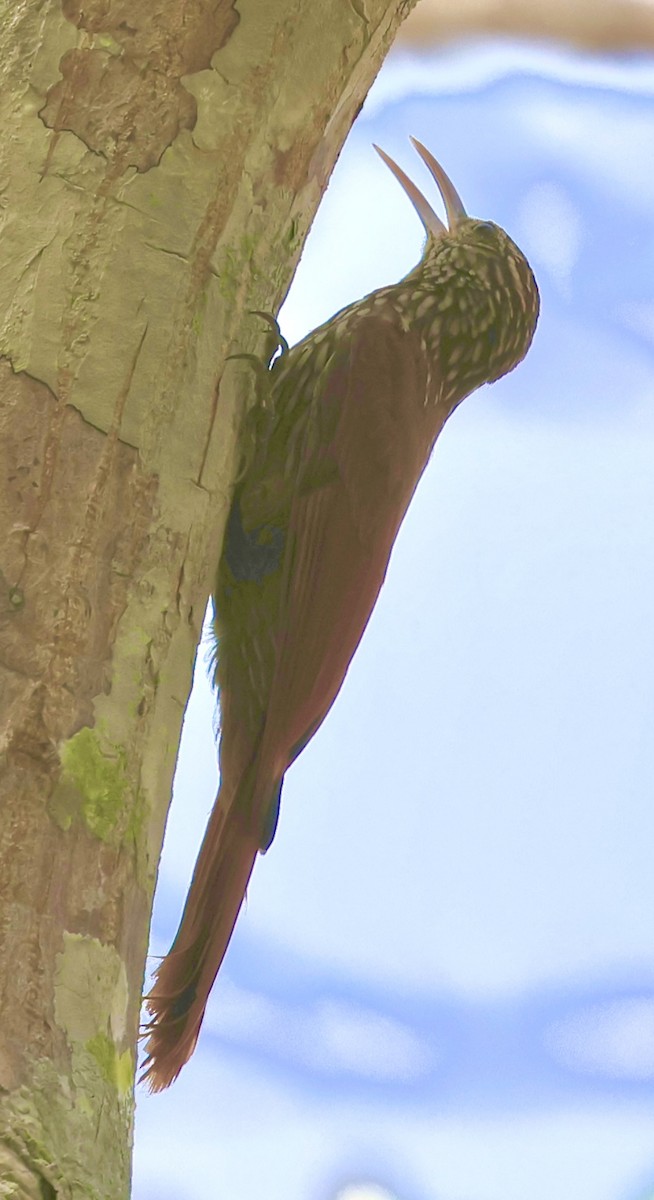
[226,352,270,378]
[249,309,289,358]
[226,309,287,391]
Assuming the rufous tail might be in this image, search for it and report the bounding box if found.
[140,788,259,1091]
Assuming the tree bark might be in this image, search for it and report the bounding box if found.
[0,1,414,1195]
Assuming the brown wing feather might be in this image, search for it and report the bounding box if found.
[253,315,442,791]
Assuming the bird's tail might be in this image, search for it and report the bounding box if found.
[140,782,260,1091]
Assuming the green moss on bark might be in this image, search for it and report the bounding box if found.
[51,727,129,841]
[86,1035,134,1096]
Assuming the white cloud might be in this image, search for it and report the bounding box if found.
[518,182,582,294]
[334,1187,399,1200]
[303,1000,432,1081]
[362,42,654,117]
[206,982,432,1083]
[545,997,654,1079]
[207,979,284,1048]
[514,95,654,209]
[620,301,654,344]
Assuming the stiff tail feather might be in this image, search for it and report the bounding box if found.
[140,786,260,1091]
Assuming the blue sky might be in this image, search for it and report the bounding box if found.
[134,39,654,1200]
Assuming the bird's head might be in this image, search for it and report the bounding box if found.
[375,139,540,404]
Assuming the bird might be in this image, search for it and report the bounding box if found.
[141,137,540,1090]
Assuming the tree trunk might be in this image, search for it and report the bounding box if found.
[0,1,414,1194]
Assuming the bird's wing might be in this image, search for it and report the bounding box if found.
[252,313,440,795]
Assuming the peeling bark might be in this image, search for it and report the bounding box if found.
[41,2,240,172]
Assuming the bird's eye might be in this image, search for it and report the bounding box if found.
[475,221,496,237]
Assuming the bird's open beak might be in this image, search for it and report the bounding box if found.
[373,138,468,239]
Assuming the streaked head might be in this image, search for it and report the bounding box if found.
[375,138,540,396]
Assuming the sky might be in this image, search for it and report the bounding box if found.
[134,37,654,1200]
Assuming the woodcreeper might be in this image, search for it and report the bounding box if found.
[142,138,540,1090]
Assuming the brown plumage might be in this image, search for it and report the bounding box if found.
[141,138,540,1089]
